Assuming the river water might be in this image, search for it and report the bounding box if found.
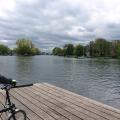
[0,55,120,109]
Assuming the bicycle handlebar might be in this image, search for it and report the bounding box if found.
[13,84,33,88]
[0,75,33,89]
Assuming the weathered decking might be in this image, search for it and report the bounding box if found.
[0,83,120,120]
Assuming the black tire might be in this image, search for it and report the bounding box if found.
[8,109,26,120]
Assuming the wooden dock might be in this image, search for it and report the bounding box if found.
[0,83,120,120]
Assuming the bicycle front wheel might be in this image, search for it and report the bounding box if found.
[8,109,26,120]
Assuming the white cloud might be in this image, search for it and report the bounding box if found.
[0,40,8,43]
[67,26,86,36]
[0,0,16,18]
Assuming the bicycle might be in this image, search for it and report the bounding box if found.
[0,76,33,120]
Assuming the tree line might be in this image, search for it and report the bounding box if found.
[0,39,41,56]
[52,38,120,58]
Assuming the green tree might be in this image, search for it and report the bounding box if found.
[63,44,74,56]
[52,47,63,56]
[111,40,120,58]
[16,39,34,48]
[94,38,111,57]
[74,44,84,57]
[117,45,120,58]
[15,38,40,55]
[0,44,10,55]
[89,41,95,57]
[31,48,41,55]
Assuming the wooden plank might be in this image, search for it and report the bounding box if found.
[15,87,82,120]
[43,83,120,113]
[0,93,6,120]
[33,84,113,120]
[36,83,120,120]
[43,83,120,118]
[1,92,41,120]
[10,89,55,120]
[12,88,69,120]
[22,87,84,120]
[1,82,120,120]
[23,85,96,120]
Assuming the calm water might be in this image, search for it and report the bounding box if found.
[0,55,120,109]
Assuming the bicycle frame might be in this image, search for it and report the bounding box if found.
[0,84,33,113]
[0,83,33,119]
[0,86,16,114]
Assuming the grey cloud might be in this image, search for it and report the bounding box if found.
[0,0,120,51]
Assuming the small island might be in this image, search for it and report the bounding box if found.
[0,38,41,56]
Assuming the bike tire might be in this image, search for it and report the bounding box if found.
[8,109,26,120]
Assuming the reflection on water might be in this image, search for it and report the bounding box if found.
[0,56,120,109]
[15,56,34,83]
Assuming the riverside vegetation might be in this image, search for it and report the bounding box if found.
[0,39,41,56]
[52,38,120,58]
[1,38,120,58]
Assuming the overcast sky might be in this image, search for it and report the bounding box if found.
[0,0,120,51]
